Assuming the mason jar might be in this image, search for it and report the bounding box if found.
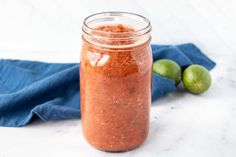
[80,12,152,152]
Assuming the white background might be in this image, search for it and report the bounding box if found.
[0,0,236,157]
[0,0,236,61]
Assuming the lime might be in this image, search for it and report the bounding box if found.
[153,59,182,85]
[183,64,211,94]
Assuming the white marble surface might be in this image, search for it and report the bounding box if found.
[0,0,236,157]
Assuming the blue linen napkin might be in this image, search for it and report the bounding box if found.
[0,43,216,127]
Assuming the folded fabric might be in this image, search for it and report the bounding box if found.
[0,43,216,127]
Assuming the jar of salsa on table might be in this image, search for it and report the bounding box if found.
[80,12,152,152]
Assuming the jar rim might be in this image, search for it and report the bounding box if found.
[82,11,151,48]
[82,11,151,37]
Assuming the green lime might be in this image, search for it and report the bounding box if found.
[153,59,182,85]
[183,64,211,94]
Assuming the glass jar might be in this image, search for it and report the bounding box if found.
[80,12,152,152]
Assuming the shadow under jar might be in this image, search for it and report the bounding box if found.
[80,12,152,152]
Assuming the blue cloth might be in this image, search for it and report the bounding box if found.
[0,43,216,127]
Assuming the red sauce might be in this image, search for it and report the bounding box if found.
[80,24,152,151]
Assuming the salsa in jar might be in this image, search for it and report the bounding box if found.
[80,12,152,152]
